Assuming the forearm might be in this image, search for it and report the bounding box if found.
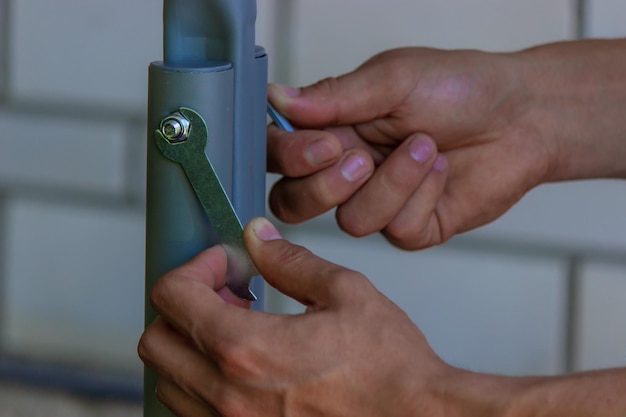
[510,367,626,416]
[513,38,626,181]
[434,367,626,416]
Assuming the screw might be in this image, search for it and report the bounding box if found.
[160,112,190,143]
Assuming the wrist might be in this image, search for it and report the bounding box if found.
[430,368,520,417]
[513,39,626,182]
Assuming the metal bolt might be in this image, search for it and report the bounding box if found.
[160,112,190,143]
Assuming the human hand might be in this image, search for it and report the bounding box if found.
[268,47,555,249]
[138,217,456,417]
[138,216,626,416]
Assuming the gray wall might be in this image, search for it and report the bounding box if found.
[0,0,624,381]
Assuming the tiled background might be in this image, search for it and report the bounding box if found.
[0,0,625,399]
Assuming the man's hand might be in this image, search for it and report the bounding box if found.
[138,217,457,417]
[268,47,555,250]
[138,217,626,417]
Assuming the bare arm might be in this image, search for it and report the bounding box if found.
[438,367,626,416]
[517,38,626,181]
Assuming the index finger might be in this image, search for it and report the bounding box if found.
[149,246,252,341]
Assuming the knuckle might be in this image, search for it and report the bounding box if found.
[381,169,417,194]
[273,243,313,271]
[213,337,258,379]
[384,222,430,251]
[307,179,339,209]
[137,329,157,366]
[270,144,298,177]
[267,152,286,176]
[267,134,297,176]
[384,221,418,245]
[268,183,303,224]
[314,76,341,97]
[386,235,424,251]
[154,378,168,404]
[330,270,372,304]
[336,209,373,237]
[330,270,361,291]
[311,77,343,123]
[384,215,447,251]
[155,377,171,406]
[149,276,171,311]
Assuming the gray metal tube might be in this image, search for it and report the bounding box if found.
[250,46,268,308]
[163,0,258,229]
[144,1,267,415]
[145,61,234,417]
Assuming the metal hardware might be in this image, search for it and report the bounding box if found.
[267,102,294,132]
[155,107,258,301]
[160,112,191,143]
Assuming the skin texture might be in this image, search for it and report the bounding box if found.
[140,39,626,416]
[139,218,454,417]
[267,40,626,249]
[139,218,626,417]
[267,47,550,250]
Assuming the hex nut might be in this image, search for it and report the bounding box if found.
[160,112,190,142]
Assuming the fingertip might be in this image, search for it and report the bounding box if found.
[433,154,448,172]
[340,152,374,183]
[247,217,282,242]
[408,133,437,164]
[268,83,301,110]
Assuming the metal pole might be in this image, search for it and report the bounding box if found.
[145,1,266,415]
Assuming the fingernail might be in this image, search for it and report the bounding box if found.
[409,136,435,163]
[433,154,448,172]
[341,154,370,182]
[252,217,282,241]
[272,83,300,98]
[305,137,339,165]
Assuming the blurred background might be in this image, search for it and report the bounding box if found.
[0,0,625,415]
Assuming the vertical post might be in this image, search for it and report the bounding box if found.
[145,1,266,415]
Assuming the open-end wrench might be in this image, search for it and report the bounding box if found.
[154,107,258,301]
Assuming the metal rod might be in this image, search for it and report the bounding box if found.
[575,0,588,39]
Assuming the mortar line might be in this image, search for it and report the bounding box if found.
[4,99,145,123]
[564,255,584,373]
[576,0,587,39]
[281,215,626,265]
[0,354,142,402]
[0,0,11,103]
[0,193,8,352]
[121,119,146,206]
[0,185,144,213]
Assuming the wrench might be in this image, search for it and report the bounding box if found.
[267,103,294,132]
[154,107,258,301]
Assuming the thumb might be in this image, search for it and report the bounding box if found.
[268,65,396,128]
[244,217,356,309]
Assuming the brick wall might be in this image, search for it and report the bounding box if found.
[0,0,624,381]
